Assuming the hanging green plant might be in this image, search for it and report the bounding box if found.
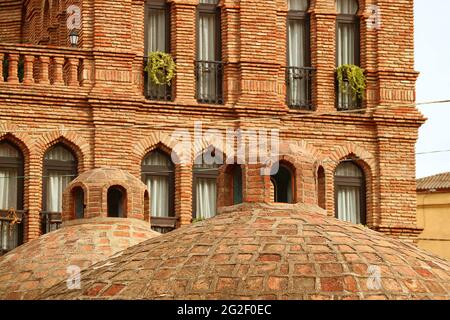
[145,51,176,86]
[336,64,366,101]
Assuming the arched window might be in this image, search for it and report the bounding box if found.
[334,161,366,224]
[193,150,220,219]
[317,166,326,209]
[145,0,171,101]
[196,0,223,104]
[107,186,126,218]
[43,144,77,233]
[287,0,312,109]
[336,0,360,110]
[141,150,174,218]
[271,163,294,203]
[73,187,84,219]
[0,142,24,254]
[224,164,243,206]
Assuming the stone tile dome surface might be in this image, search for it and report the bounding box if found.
[0,218,160,300]
[41,203,450,300]
[71,167,145,186]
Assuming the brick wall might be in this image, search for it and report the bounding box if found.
[0,0,424,243]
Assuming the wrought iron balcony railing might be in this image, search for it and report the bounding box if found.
[40,211,62,234]
[0,210,25,256]
[336,80,362,111]
[143,57,172,101]
[150,216,177,234]
[286,66,314,110]
[195,60,224,105]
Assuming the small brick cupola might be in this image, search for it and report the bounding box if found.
[0,168,159,300]
[62,168,150,223]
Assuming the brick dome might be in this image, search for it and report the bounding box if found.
[0,218,159,300]
[40,203,450,300]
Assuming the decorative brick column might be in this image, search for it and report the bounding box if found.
[176,164,193,226]
[170,0,197,105]
[26,155,43,241]
[243,164,271,203]
[310,10,336,113]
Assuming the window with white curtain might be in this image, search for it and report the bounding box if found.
[334,161,366,224]
[142,150,174,218]
[271,163,294,203]
[196,0,223,104]
[43,144,77,233]
[0,142,24,253]
[145,0,171,100]
[193,152,219,219]
[336,0,360,110]
[287,0,312,109]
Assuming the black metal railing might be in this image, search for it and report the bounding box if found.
[40,211,62,234]
[143,57,172,101]
[286,66,314,110]
[195,60,224,104]
[0,210,25,256]
[336,79,362,111]
[150,216,177,234]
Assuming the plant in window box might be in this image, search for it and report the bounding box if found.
[336,64,366,101]
[145,51,176,86]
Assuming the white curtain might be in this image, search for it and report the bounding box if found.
[336,0,358,14]
[337,185,361,224]
[196,177,217,219]
[45,145,75,161]
[198,13,217,101]
[0,169,18,210]
[46,171,72,212]
[147,9,166,53]
[146,176,169,217]
[289,0,309,11]
[288,19,307,105]
[200,0,219,4]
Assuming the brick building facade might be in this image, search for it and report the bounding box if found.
[0,0,424,253]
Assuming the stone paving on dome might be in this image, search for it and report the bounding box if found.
[40,203,450,300]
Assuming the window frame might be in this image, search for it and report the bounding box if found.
[286,5,311,68]
[141,149,175,218]
[192,163,219,219]
[144,0,171,54]
[42,144,78,213]
[270,163,295,204]
[334,162,366,225]
[0,143,24,210]
[335,13,361,67]
[196,3,222,63]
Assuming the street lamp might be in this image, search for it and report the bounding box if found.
[69,29,79,48]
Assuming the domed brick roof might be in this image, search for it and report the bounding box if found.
[40,203,450,300]
[0,218,159,300]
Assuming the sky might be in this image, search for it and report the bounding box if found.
[414,0,450,178]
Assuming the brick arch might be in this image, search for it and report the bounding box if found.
[327,142,375,172]
[134,131,181,164]
[34,131,89,173]
[0,132,31,163]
